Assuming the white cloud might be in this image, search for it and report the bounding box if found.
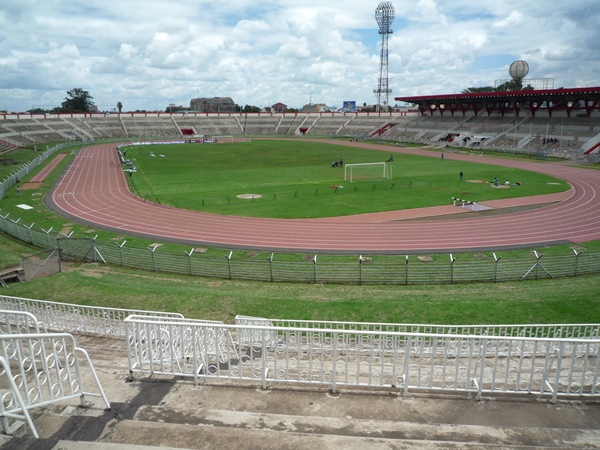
[0,0,598,112]
[492,10,524,29]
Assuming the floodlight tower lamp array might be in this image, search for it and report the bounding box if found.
[374,2,395,112]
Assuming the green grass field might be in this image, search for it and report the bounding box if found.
[124,140,568,218]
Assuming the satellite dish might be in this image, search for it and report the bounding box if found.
[509,60,529,82]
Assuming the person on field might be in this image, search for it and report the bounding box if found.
[459,171,463,181]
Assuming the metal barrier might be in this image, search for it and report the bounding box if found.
[2,215,600,284]
[0,295,183,338]
[0,356,38,438]
[125,315,239,385]
[268,319,600,339]
[0,309,47,334]
[125,315,600,402]
[0,332,111,437]
[20,249,61,281]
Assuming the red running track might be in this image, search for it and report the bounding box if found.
[30,153,67,183]
[46,141,600,254]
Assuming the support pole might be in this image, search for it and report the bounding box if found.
[116,240,127,266]
[225,251,233,280]
[148,245,158,272]
[522,251,553,280]
[493,252,501,283]
[573,249,584,276]
[42,226,54,249]
[186,248,195,276]
[359,255,363,285]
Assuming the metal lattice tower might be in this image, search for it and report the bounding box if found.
[374,2,395,112]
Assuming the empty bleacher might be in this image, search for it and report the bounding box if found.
[305,114,351,136]
[121,116,180,137]
[2,112,600,159]
[239,114,280,134]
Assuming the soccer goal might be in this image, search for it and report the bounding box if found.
[344,162,392,183]
[212,135,234,143]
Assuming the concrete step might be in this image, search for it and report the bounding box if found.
[18,400,599,450]
[9,384,600,450]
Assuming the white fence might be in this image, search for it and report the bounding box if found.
[2,295,598,407]
[0,310,111,437]
[0,295,183,338]
[126,315,600,403]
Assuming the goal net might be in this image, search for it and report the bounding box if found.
[212,135,234,143]
[344,162,392,183]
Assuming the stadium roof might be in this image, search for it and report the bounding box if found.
[395,87,600,117]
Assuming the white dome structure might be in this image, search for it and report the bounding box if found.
[509,60,529,82]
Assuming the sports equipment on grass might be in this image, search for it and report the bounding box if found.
[212,135,234,143]
[344,162,392,183]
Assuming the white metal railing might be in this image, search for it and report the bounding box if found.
[126,316,600,402]
[0,356,38,438]
[0,309,47,335]
[2,297,598,404]
[0,332,111,437]
[0,295,183,338]
[267,319,600,340]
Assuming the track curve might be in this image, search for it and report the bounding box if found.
[46,140,600,254]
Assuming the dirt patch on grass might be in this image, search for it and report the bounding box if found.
[21,182,43,190]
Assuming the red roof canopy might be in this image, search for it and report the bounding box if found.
[394,87,600,117]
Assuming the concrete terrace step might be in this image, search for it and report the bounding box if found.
[9,398,600,450]
[117,404,600,449]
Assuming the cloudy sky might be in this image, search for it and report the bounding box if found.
[1,0,599,113]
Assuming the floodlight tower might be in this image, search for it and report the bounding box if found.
[374,1,395,112]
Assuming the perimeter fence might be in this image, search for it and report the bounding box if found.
[1,213,599,284]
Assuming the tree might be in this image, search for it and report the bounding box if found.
[61,88,94,113]
[27,107,48,114]
[117,102,123,113]
[461,86,496,94]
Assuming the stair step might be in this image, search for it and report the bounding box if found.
[89,413,600,450]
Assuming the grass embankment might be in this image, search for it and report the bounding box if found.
[2,253,599,325]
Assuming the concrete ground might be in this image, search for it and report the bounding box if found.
[1,335,599,449]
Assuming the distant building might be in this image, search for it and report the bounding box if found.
[190,97,236,113]
[166,104,186,112]
[271,102,287,113]
[301,103,327,113]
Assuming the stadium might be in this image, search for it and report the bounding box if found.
[1,4,600,449]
